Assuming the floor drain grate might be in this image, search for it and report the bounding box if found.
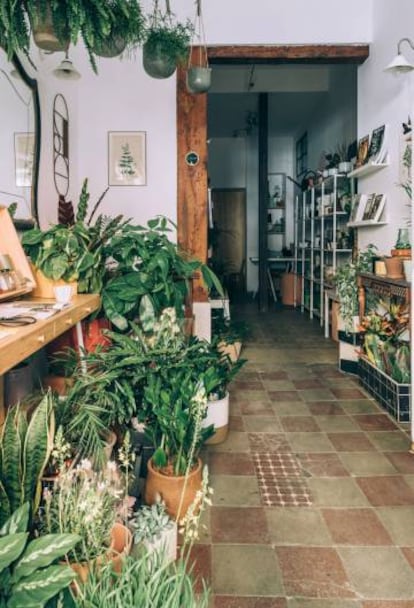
[252,452,313,507]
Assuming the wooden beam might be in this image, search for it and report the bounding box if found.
[207,44,369,64]
[176,63,208,302]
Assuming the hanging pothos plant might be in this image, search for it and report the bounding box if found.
[142,0,193,79]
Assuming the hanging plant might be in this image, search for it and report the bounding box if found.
[0,0,145,73]
[142,0,193,79]
[186,0,211,94]
[91,0,146,58]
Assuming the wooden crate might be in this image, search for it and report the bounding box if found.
[0,206,35,301]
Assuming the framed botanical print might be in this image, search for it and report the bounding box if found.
[108,131,146,186]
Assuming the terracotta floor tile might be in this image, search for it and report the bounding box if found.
[331,388,368,400]
[271,402,311,416]
[322,508,392,545]
[233,381,264,390]
[293,379,324,389]
[212,545,283,596]
[339,452,398,476]
[268,390,303,402]
[287,601,361,608]
[308,478,369,507]
[308,402,346,416]
[266,507,332,545]
[401,547,414,569]
[356,476,414,506]
[339,400,383,414]
[208,431,250,453]
[240,400,275,416]
[327,432,377,452]
[377,507,414,545]
[210,475,261,507]
[287,432,335,453]
[187,544,212,593]
[276,546,356,598]
[368,432,411,452]
[353,415,399,432]
[233,390,269,402]
[208,452,255,476]
[243,416,282,433]
[248,433,292,453]
[299,388,336,402]
[339,547,414,599]
[253,452,312,507]
[384,452,414,474]
[260,371,289,380]
[361,602,414,608]
[211,507,269,544]
[280,416,321,432]
[214,597,287,608]
[229,415,245,432]
[297,453,350,477]
[315,415,360,433]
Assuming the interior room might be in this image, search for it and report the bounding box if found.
[1,1,414,606]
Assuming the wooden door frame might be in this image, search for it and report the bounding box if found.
[177,44,369,303]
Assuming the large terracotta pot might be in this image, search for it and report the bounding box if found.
[384,256,404,279]
[73,318,112,352]
[202,392,229,445]
[30,265,77,299]
[144,458,202,520]
[41,374,74,396]
[68,523,132,584]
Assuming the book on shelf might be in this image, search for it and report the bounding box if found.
[367,124,388,164]
[361,193,377,221]
[356,135,370,167]
[349,193,366,223]
[362,193,386,222]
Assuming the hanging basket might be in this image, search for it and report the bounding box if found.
[93,36,127,58]
[186,0,211,94]
[31,6,69,52]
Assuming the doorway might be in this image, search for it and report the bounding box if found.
[177,45,369,307]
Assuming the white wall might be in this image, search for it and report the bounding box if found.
[357,0,414,255]
[30,0,373,230]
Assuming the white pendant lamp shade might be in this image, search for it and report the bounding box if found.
[384,53,414,74]
[53,56,81,80]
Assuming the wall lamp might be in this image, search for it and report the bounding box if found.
[53,52,81,80]
[384,37,414,74]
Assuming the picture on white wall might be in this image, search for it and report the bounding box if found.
[108,131,146,186]
[14,132,34,187]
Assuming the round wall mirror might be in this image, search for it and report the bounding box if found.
[0,50,40,229]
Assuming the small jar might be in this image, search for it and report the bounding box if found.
[0,254,17,292]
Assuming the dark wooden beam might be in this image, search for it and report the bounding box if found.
[258,93,268,312]
[208,44,369,64]
[176,64,208,302]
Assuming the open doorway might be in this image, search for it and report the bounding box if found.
[177,45,369,309]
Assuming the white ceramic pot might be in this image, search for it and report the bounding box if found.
[202,391,229,445]
[132,521,177,566]
[403,260,412,282]
[186,66,212,94]
[338,161,353,174]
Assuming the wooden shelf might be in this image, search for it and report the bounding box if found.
[347,221,388,228]
[0,294,100,376]
[347,161,389,178]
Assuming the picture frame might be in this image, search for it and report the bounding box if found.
[356,134,370,167]
[362,193,386,222]
[108,131,146,186]
[349,193,365,223]
[267,172,286,209]
[14,132,35,187]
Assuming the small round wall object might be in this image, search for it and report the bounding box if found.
[185,151,199,166]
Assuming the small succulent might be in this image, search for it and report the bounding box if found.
[130,501,174,544]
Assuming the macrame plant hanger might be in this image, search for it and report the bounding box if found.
[186,0,211,93]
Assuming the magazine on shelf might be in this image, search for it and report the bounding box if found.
[356,135,370,166]
[367,124,388,164]
[349,193,366,223]
[363,193,386,222]
[361,193,378,221]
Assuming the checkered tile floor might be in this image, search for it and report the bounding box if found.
[252,451,313,506]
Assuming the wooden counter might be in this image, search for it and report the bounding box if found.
[0,294,100,376]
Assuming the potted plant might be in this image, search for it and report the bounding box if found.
[41,459,132,583]
[212,311,249,363]
[0,0,145,73]
[0,502,80,607]
[142,0,193,79]
[101,215,223,331]
[91,1,145,58]
[130,500,177,565]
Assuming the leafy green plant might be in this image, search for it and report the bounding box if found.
[0,502,79,608]
[0,0,145,73]
[142,0,193,76]
[91,0,145,57]
[130,501,173,545]
[333,244,377,332]
[211,310,250,345]
[22,179,129,294]
[101,216,223,330]
[0,393,54,529]
[71,551,209,608]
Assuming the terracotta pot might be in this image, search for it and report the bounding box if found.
[30,265,77,299]
[391,248,412,259]
[41,374,74,396]
[144,458,202,520]
[218,340,241,363]
[203,392,229,445]
[68,523,132,584]
[74,318,112,352]
[384,256,404,279]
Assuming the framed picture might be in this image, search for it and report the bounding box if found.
[349,193,364,223]
[14,132,35,187]
[108,131,146,186]
[267,172,286,208]
[362,193,386,222]
[356,135,370,167]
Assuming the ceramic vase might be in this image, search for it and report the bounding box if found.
[143,43,177,79]
[186,66,212,93]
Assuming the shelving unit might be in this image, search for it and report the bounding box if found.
[267,172,286,252]
[294,174,353,330]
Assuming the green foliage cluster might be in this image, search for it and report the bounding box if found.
[0,0,145,73]
[143,1,193,64]
[0,393,54,530]
[0,503,79,608]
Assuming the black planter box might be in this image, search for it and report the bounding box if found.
[358,357,410,422]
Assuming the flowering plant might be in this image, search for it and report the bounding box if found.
[179,465,213,545]
[42,459,123,563]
